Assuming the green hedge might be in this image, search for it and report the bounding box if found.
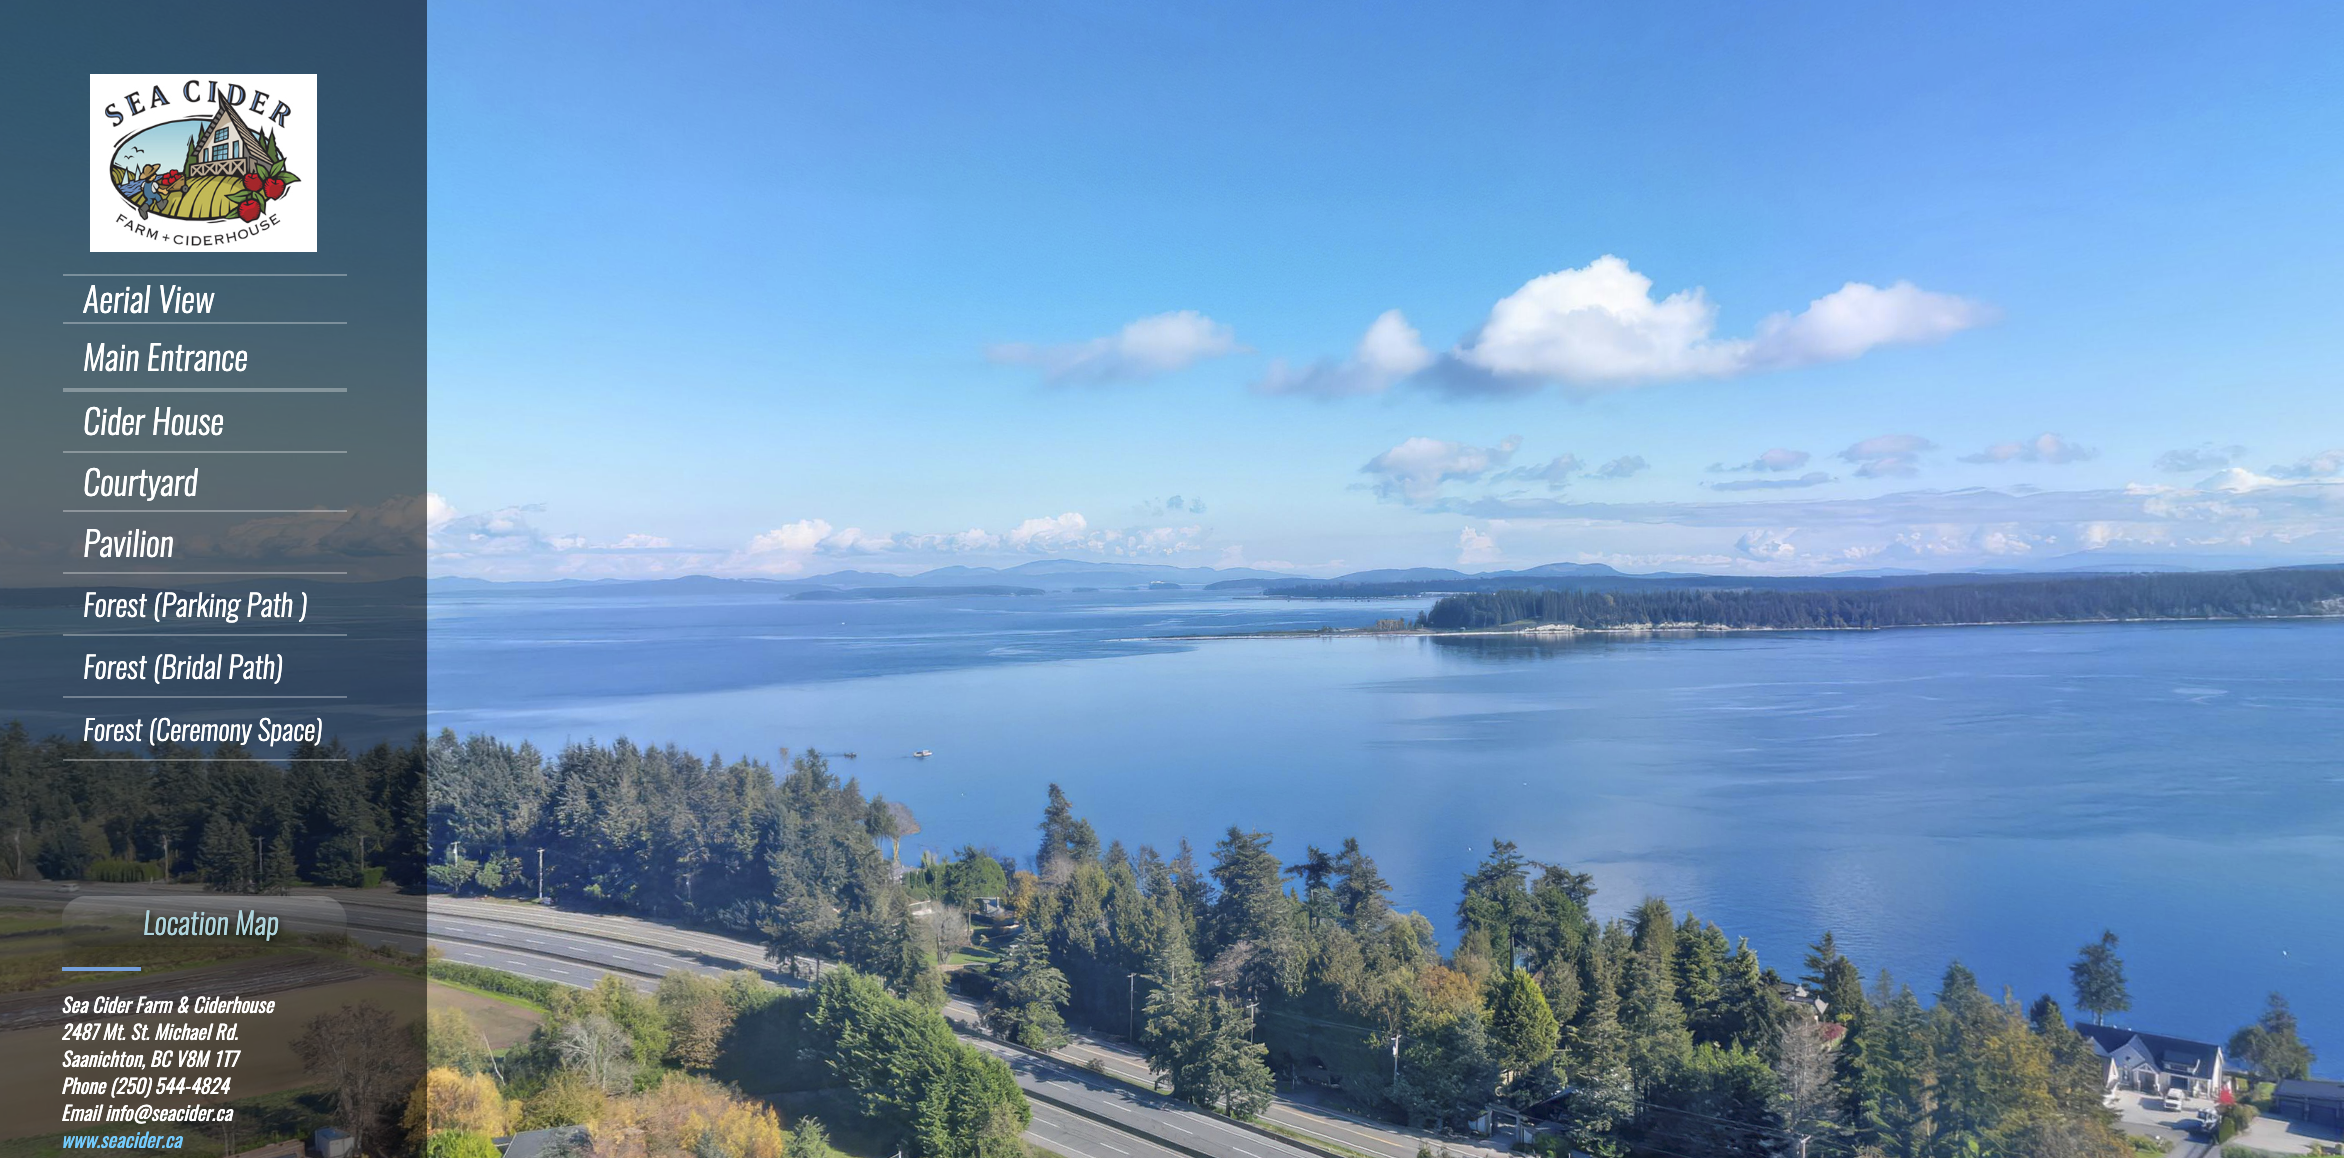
[427,960,559,1007]
[85,860,162,883]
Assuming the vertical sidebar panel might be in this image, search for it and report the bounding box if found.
[1,8,427,1154]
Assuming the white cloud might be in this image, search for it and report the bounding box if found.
[1443,256,1989,392]
[1007,511,1092,549]
[2269,448,2344,480]
[989,310,1240,384]
[1452,256,1737,386]
[1734,529,1800,563]
[1743,279,1993,370]
[1706,471,1836,492]
[1394,474,2344,573]
[749,518,836,555]
[1711,448,1812,474]
[1143,495,1207,516]
[1253,310,1434,398]
[2153,444,2246,473]
[1593,455,1650,480]
[1361,435,1522,503]
[1457,526,1502,565]
[1839,433,1936,478]
[2195,467,2289,494]
[1493,454,1582,491]
[1960,432,2098,465]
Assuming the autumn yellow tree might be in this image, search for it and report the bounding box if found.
[403,1067,515,1138]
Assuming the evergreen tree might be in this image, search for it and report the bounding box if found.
[785,1116,831,1158]
[1559,950,1635,1158]
[1486,969,1560,1097]
[1142,955,1274,1118]
[1206,827,1285,953]
[2229,993,2316,1080]
[986,936,1071,1050]
[1331,837,1392,926]
[196,814,253,893]
[1284,845,1338,928]
[2067,930,2130,1024]
[259,833,299,894]
[1456,840,1532,965]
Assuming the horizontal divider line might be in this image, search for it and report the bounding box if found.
[63,320,347,325]
[64,509,349,514]
[63,388,349,393]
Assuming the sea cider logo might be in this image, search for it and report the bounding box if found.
[89,75,317,252]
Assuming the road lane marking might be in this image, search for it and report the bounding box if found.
[439,910,1391,1158]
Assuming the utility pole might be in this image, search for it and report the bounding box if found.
[1128,972,1139,1042]
[1390,1033,1403,1084]
[536,848,546,902]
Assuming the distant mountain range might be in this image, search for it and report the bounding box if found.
[429,556,2343,596]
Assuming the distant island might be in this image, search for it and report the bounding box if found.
[788,584,1044,600]
[1413,567,2344,633]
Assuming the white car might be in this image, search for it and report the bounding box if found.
[2162,1089,2186,1112]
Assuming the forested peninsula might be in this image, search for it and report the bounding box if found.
[1413,567,2344,633]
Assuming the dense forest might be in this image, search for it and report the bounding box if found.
[427,733,946,999]
[424,960,1027,1158]
[12,725,2326,1155]
[971,786,2165,1158]
[0,721,427,890]
[1416,568,2344,631]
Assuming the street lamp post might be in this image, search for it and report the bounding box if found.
[1127,972,1139,1042]
[536,848,546,902]
[1390,1033,1403,1084]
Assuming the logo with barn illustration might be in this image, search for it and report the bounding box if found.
[90,74,317,252]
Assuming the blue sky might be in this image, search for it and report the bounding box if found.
[427,2,2344,579]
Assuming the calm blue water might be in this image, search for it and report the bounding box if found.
[429,586,2344,1056]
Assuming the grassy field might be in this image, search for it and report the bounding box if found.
[428,979,542,1049]
[107,165,247,221]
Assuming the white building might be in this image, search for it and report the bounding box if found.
[2075,1022,2227,1099]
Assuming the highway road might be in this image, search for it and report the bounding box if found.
[403,898,1334,1158]
[396,896,1507,1158]
[8,883,1501,1158]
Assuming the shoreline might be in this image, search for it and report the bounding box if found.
[1150,611,2344,642]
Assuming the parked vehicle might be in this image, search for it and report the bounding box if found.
[2162,1088,2186,1112]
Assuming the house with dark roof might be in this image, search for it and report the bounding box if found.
[2274,1079,2344,1128]
[496,1125,587,1158]
[2074,1023,2227,1099]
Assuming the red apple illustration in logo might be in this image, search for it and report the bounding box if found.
[242,172,264,192]
[263,177,285,199]
[158,170,181,187]
[237,199,261,222]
